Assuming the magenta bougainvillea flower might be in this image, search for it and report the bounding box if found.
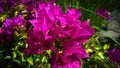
[0,15,25,43]
[108,48,120,68]
[4,15,26,28]
[0,6,3,13]
[51,51,81,68]
[20,0,36,12]
[22,30,56,54]
[0,0,16,9]
[62,40,89,58]
[96,9,111,20]
[0,27,13,43]
[23,2,94,68]
[108,48,120,63]
[20,0,33,5]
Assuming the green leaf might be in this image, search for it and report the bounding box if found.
[13,51,17,59]
[42,56,46,63]
[21,53,26,62]
[26,56,33,65]
[13,60,21,65]
[103,44,109,50]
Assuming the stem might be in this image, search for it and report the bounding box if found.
[71,6,97,15]
[80,7,96,15]
[100,30,120,46]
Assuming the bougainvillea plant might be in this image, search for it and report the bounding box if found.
[0,0,117,68]
[22,2,94,68]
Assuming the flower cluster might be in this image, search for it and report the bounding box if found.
[23,2,94,68]
[0,6,3,13]
[0,15,25,43]
[96,9,111,20]
[108,48,120,68]
[0,27,13,43]
[0,0,16,13]
[4,15,26,28]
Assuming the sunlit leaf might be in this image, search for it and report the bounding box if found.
[26,56,33,65]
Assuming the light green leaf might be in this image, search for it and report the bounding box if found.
[26,56,33,65]
[13,51,17,59]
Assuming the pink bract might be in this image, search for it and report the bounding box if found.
[23,2,94,68]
